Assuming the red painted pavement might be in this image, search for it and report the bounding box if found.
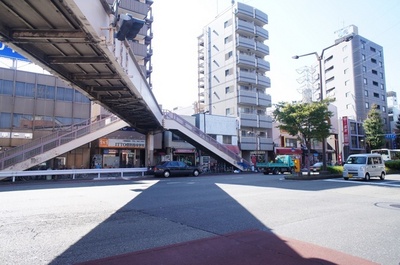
[77,229,379,265]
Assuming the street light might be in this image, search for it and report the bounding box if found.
[292,35,353,171]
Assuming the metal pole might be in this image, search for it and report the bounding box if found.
[292,35,353,172]
[317,56,328,171]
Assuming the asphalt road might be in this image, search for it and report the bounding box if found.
[1,173,399,265]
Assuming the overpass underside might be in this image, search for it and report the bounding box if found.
[0,0,163,134]
[0,0,247,172]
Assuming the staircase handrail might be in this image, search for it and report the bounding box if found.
[0,115,122,170]
[163,111,250,167]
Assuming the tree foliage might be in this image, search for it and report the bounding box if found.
[394,114,400,148]
[273,100,333,151]
[363,104,385,149]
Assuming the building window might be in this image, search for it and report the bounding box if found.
[363,78,367,85]
[0,80,13,95]
[379,51,382,57]
[0,112,11,128]
[373,92,379,98]
[225,86,233,94]
[370,47,376,52]
[362,54,366,61]
[362,66,367,73]
[346,104,351,109]
[382,106,386,113]
[345,80,349,86]
[225,68,233,76]
[344,68,348,74]
[372,69,378,75]
[222,135,232,144]
[383,118,387,124]
[380,72,384,79]
[365,102,369,109]
[361,40,366,49]
[372,81,379,86]
[371,58,377,63]
[225,51,233,60]
[381,94,385,101]
[343,57,348,63]
[224,19,232,28]
[364,90,368,97]
[225,108,233,115]
[224,35,232,44]
[380,84,384,90]
[379,61,383,67]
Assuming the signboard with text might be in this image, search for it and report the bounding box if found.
[0,42,29,61]
[342,116,349,146]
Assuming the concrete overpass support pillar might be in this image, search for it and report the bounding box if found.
[146,133,155,167]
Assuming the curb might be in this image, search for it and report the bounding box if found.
[284,174,342,180]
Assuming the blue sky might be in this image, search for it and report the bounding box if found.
[151,0,400,112]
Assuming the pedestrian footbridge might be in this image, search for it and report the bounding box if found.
[0,0,248,173]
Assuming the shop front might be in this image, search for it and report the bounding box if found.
[173,148,196,166]
[96,138,145,168]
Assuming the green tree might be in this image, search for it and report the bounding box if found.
[363,104,385,150]
[273,100,333,172]
[394,114,400,148]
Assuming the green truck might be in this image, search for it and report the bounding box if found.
[256,155,295,175]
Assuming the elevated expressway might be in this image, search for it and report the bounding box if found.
[0,0,246,172]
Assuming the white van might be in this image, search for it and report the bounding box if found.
[343,154,386,181]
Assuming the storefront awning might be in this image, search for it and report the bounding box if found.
[174,149,195,154]
[275,147,302,155]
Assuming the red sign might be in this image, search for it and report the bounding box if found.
[342,116,349,146]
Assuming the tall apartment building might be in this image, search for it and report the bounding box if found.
[197,2,273,162]
[323,25,389,159]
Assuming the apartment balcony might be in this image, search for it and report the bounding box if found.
[254,9,268,25]
[239,113,272,129]
[256,58,270,72]
[237,36,269,57]
[130,42,147,60]
[236,20,254,35]
[237,71,270,88]
[115,0,149,18]
[240,136,257,150]
[236,3,268,26]
[255,42,269,57]
[254,26,268,41]
[237,53,256,68]
[237,36,255,51]
[257,75,271,88]
[238,90,271,107]
[258,114,272,129]
[238,90,257,105]
[258,93,271,107]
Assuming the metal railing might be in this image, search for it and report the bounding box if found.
[0,167,148,182]
[0,115,122,170]
[163,111,250,168]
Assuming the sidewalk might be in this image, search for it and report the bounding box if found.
[77,229,378,265]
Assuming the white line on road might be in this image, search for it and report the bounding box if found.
[323,178,400,187]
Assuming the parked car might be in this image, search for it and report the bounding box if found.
[310,162,323,172]
[153,161,201,178]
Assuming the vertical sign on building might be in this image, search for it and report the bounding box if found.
[342,116,349,146]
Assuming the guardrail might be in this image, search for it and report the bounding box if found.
[0,168,149,182]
